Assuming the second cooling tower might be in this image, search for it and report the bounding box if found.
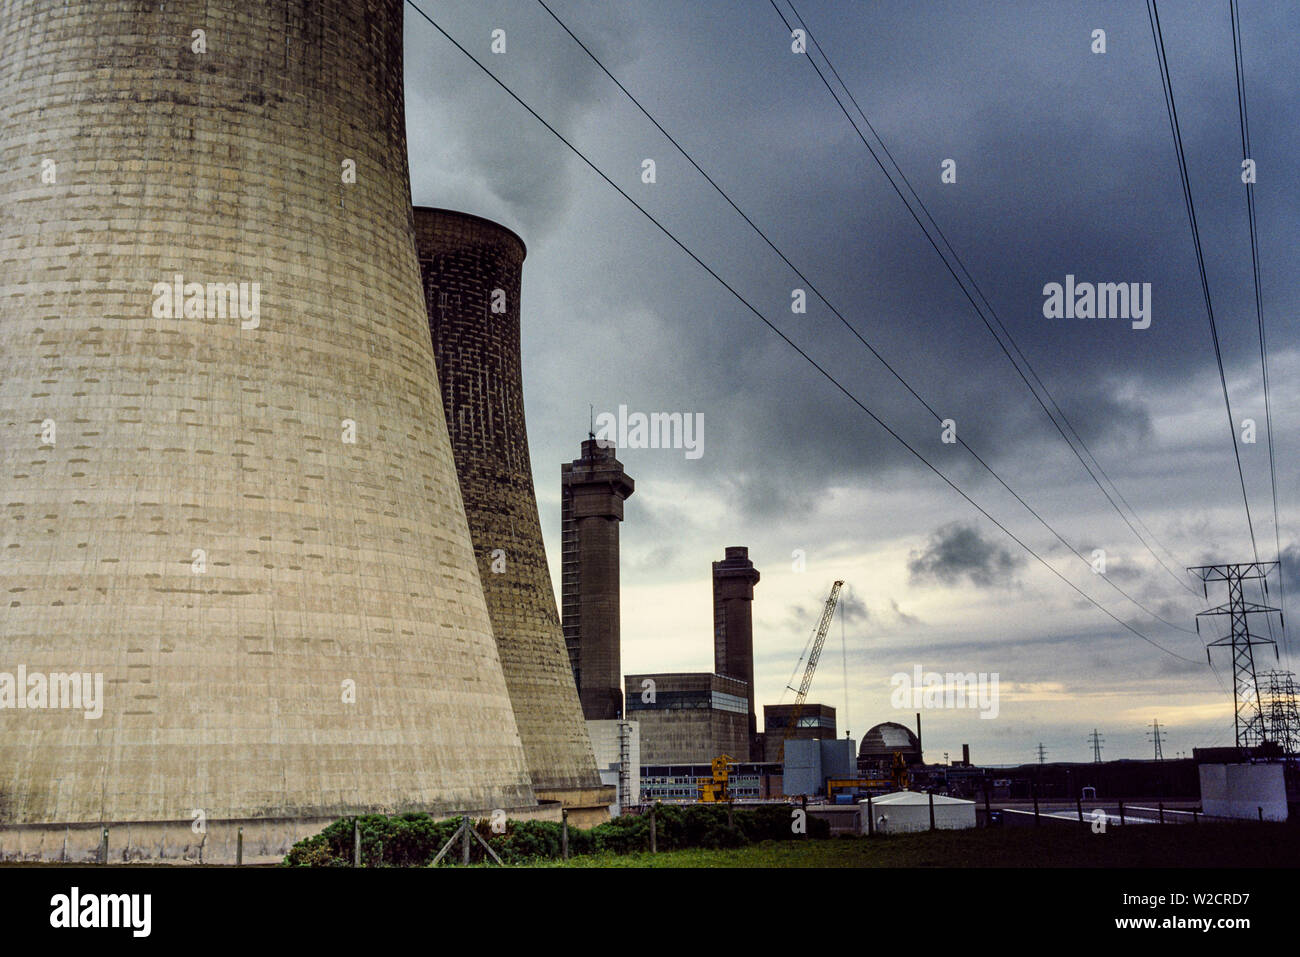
[413,208,607,808]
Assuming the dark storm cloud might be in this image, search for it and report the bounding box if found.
[504,0,1294,530]
[403,0,1298,761]
[908,521,1027,588]
[1281,543,1300,593]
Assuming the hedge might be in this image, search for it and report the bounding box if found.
[281,803,830,866]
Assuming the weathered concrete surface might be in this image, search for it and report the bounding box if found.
[413,209,603,796]
[535,786,615,828]
[0,0,536,830]
[0,802,564,865]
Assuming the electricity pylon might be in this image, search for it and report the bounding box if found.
[1190,562,1281,748]
[1086,729,1104,763]
[1260,671,1300,758]
[1147,718,1166,761]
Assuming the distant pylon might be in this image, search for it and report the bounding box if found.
[1036,743,1048,765]
[1087,729,1105,763]
[1260,670,1300,757]
[1189,562,1281,747]
[1147,719,1167,761]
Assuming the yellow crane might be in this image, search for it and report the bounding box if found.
[777,580,844,764]
[697,754,734,803]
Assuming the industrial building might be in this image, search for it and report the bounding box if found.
[858,721,925,775]
[625,672,750,765]
[760,703,838,762]
[783,739,858,798]
[413,207,610,820]
[562,438,634,720]
[640,762,780,802]
[866,791,977,834]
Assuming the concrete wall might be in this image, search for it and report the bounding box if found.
[1199,763,1288,822]
[634,709,748,766]
[0,801,563,865]
[0,0,536,828]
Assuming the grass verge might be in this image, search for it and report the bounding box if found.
[524,823,1300,867]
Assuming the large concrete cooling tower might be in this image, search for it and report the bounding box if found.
[0,1,538,858]
[413,208,609,818]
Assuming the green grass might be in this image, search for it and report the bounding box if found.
[523,823,1300,868]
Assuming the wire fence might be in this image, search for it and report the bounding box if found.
[992,801,1279,827]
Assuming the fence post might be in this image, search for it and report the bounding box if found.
[461,815,471,866]
[649,805,657,854]
[984,788,991,827]
[100,827,109,865]
[1076,796,1084,825]
[561,808,569,861]
[1118,801,1125,826]
[1258,806,1264,822]
[1158,802,1165,824]
[1193,810,1199,825]
[353,818,360,867]
[929,792,936,831]
[867,795,875,836]
[1032,786,1040,826]
[236,826,243,866]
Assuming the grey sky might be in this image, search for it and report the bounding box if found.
[404,0,1298,764]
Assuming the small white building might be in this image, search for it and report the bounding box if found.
[861,790,977,834]
[1199,763,1287,822]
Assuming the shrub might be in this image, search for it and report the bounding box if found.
[282,801,833,866]
[497,820,561,863]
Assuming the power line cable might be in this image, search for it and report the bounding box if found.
[772,0,1202,598]
[404,0,1200,663]
[1230,0,1288,661]
[1146,0,1259,562]
[533,0,1196,636]
[787,0,1194,589]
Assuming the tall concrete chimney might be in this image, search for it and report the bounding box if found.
[561,439,634,720]
[713,546,760,757]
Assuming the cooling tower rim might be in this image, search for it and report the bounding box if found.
[413,205,527,259]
